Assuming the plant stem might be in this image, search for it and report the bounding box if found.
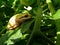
[26,0,42,45]
[46,0,55,15]
[12,0,17,9]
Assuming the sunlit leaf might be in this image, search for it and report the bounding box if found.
[53,9,60,45]
[5,29,22,45]
[0,28,22,45]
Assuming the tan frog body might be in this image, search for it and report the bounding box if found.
[7,12,31,29]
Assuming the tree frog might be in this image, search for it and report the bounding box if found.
[7,12,32,29]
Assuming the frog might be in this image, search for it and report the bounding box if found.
[7,12,32,29]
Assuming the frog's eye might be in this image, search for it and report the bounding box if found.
[24,14,28,17]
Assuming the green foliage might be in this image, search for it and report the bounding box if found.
[53,9,60,45]
[20,0,36,6]
[0,0,59,45]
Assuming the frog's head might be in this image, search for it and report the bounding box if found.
[14,12,32,23]
[15,12,32,20]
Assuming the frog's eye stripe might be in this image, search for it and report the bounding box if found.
[24,14,28,17]
[19,14,28,19]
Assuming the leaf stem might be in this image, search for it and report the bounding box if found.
[46,0,55,15]
[12,0,17,9]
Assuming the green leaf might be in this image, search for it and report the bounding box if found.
[0,29,22,45]
[53,9,60,31]
[20,19,34,33]
[6,29,22,45]
[53,9,60,20]
[53,9,60,45]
